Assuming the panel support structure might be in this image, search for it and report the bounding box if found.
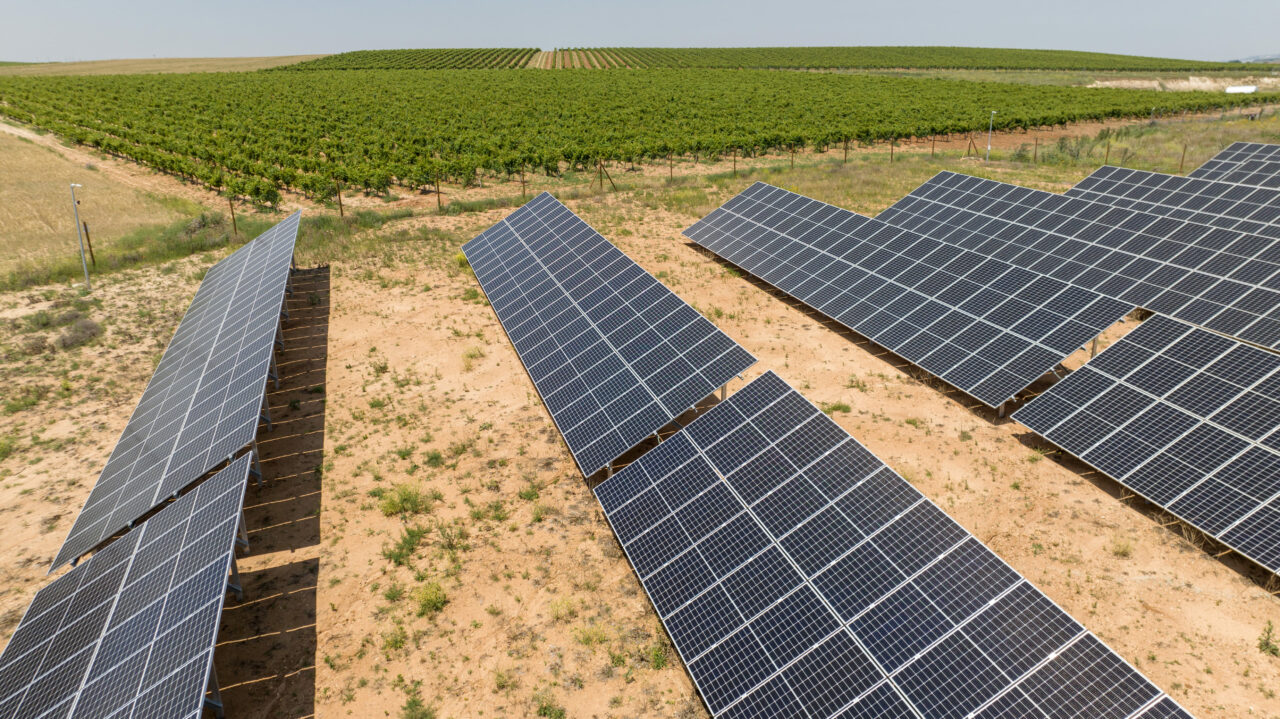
[204,664,226,719]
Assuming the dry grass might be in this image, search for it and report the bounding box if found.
[0,131,197,274]
[0,55,326,76]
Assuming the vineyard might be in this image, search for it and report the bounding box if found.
[284,47,1276,72]
[0,69,1269,205]
[574,47,1273,71]
[286,48,539,70]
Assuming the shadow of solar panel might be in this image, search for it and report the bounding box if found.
[1013,315,1280,574]
[52,213,299,571]
[462,193,756,477]
[684,183,1131,408]
[595,370,1185,718]
[1068,166,1280,236]
[1190,142,1280,186]
[878,172,1280,349]
[0,455,250,719]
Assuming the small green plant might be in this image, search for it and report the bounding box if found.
[1260,621,1280,657]
[845,376,868,392]
[1110,537,1133,559]
[424,450,445,467]
[820,401,851,415]
[462,346,485,371]
[383,625,408,651]
[412,582,448,617]
[0,435,15,462]
[958,429,973,442]
[646,642,669,669]
[549,598,577,622]
[534,691,566,719]
[383,526,429,566]
[379,484,434,517]
[383,584,405,602]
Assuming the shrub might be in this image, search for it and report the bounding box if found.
[412,582,448,617]
[56,318,102,349]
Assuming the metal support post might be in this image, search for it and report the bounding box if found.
[236,511,250,551]
[274,317,285,351]
[227,556,244,600]
[286,267,295,295]
[249,440,264,486]
[720,384,727,402]
[1090,337,1099,358]
[997,402,1006,418]
[264,350,277,388]
[259,396,273,432]
[204,664,226,719]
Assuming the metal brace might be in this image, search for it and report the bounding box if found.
[248,441,264,487]
[268,352,280,390]
[204,665,226,719]
[259,395,273,432]
[274,317,285,351]
[226,555,244,601]
[236,511,250,552]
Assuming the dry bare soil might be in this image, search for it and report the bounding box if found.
[0,55,326,76]
[0,112,1278,719]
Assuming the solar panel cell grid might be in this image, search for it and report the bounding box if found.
[52,213,299,571]
[595,370,1184,717]
[463,193,755,477]
[1013,315,1280,574]
[878,172,1280,348]
[1190,142,1280,186]
[685,183,1131,407]
[0,455,251,719]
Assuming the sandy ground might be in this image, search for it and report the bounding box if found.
[0,115,1278,719]
[1090,76,1280,92]
[0,55,326,76]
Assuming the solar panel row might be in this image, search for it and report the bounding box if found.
[0,455,250,719]
[595,371,1189,719]
[685,182,1131,407]
[1068,166,1280,234]
[1190,141,1280,186]
[878,172,1280,349]
[53,213,300,571]
[1013,315,1280,573]
[462,193,755,477]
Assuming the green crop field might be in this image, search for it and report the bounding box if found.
[0,69,1269,205]
[286,48,539,70]
[539,47,1266,71]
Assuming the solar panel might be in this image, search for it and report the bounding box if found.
[462,193,756,476]
[1067,166,1280,233]
[0,454,250,719]
[1189,142,1280,186]
[1012,315,1280,574]
[684,182,1131,408]
[595,370,1187,718]
[877,172,1280,349]
[52,212,299,571]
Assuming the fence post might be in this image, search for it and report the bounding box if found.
[1179,144,1187,174]
[227,196,238,236]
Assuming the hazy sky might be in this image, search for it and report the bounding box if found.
[4,0,1278,63]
